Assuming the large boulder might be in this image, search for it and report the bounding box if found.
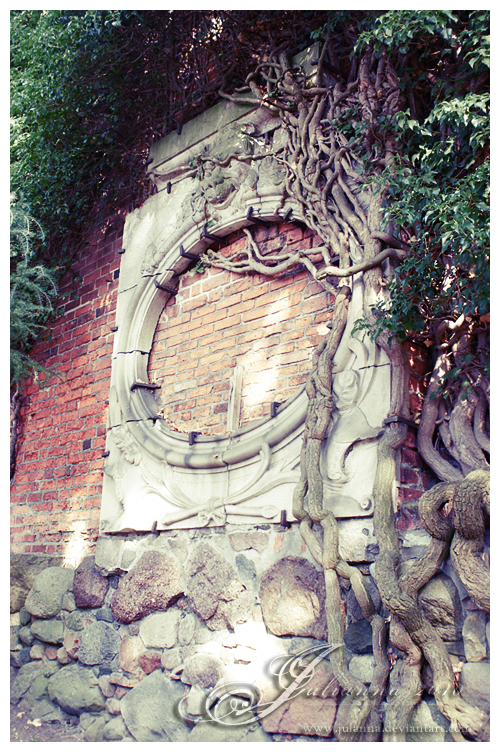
[462,611,488,662]
[24,566,74,619]
[10,554,63,613]
[259,556,327,639]
[119,634,145,674]
[110,551,184,623]
[30,618,64,645]
[73,556,109,608]
[120,669,188,742]
[47,664,106,715]
[181,652,224,688]
[11,661,47,705]
[459,661,490,715]
[185,543,247,630]
[103,716,131,742]
[260,662,339,736]
[408,700,447,742]
[77,621,122,666]
[344,619,373,654]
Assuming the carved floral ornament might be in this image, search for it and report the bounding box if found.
[100,110,392,535]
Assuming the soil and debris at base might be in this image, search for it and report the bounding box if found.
[10,708,85,743]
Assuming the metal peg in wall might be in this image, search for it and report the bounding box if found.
[154,278,178,295]
[270,401,282,418]
[130,382,161,392]
[202,225,221,244]
[180,245,199,261]
[247,206,270,227]
[188,431,200,446]
[280,510,291,529]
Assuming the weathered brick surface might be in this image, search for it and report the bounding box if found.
[148,223,335,434]
[10,222,124,555]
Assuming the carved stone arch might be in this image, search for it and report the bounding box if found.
[113,201,314,468]
[100,108,392,536]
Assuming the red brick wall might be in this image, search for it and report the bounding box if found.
[396,341,437,530]
[10,218,437,555]
[10,222,123,556]
[148,222,333,435]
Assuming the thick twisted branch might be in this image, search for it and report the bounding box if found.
[211,40,489,741]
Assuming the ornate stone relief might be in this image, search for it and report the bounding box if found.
[100,98,393,535]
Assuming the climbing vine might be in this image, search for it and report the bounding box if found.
[11,9,489,740]
[202,10,489,741]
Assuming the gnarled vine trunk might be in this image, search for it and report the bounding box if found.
[204,29,489,742]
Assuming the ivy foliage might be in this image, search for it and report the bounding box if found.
[10,195,58,385]
[10,10,489,396]
[348,10,489,400]
[10,10,326,265]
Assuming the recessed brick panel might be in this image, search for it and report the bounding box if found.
[148,223,335,435]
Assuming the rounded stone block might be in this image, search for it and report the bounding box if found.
[73,556,110,609]
[24,567,74,619]
[110,551,184,623]
[120,669,188,742]
[47,664,106,715]
[259,556,327,639]
[139,610,181,649]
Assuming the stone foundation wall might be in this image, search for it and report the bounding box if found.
[11,529,490,742]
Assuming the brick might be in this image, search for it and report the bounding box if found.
[400,467,421,486]
[302,295,326,315]
[280,350,311,365]
[10,217,434,556]
[214,313,241,332]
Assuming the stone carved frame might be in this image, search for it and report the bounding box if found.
[100,97,394,536]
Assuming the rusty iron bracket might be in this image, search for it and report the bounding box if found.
[279,510,291,529]
[180,244,199,261]
[202,225,222,244]
[154,276,178,295]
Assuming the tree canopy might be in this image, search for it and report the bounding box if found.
[11,9,489,380]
